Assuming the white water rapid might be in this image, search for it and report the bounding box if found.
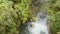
[28,12,49,34]
[19,0,49,34]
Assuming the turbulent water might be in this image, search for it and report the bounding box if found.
[19,0,49,34]
[27,12,49,34]
[19,12,49,34]
[27,0,49,34]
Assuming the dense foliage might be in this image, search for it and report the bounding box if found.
[46,0,60,34]
[0,0,32,34]
[0,0,60,34]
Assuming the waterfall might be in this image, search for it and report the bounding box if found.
[27,0,49,34]
[19,12,49,34]
[27,12,49,34]
[19,0,49,34]
[19,6,49,34]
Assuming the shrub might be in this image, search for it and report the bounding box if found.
[46,0,60,34]
[0,0,32,34]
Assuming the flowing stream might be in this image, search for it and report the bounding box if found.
[19,12,49,34]
[27,0,49,34]
[19,0,49,34]
[27,12,49,34]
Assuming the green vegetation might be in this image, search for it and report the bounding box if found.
[46,0,60,34]
[0,0,32,34]
[0,0,60,34]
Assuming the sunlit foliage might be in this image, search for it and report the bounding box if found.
[0,0,32,34]
[46,0,60,34]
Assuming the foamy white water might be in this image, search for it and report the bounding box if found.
[28,12,49,34]
[19,0,49,34]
